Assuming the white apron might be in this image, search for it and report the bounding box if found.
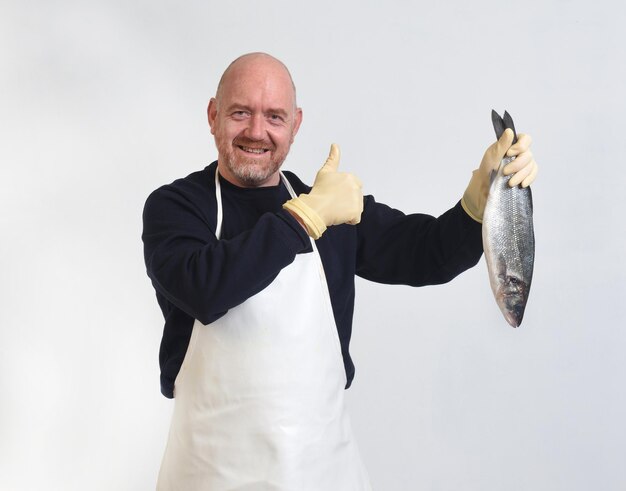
[156,169,371,491]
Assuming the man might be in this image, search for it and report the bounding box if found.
[142,52,537,490]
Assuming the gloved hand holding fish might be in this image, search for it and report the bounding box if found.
[461,111,538,327]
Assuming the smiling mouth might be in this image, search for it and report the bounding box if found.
[237,145,270,155]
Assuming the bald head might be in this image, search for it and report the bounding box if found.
[207,52,303,187]
[215,53,297,109]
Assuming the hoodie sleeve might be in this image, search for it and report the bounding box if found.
[142,183,310,325]
[356,196,483,286]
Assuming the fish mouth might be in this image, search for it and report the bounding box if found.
[497,291,527,327]
[503,308,523,328]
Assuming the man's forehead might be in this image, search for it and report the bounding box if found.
[219,78,296,113]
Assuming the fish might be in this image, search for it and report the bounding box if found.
[482,110,535,327]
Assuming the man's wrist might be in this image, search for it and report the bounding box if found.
[284,207,307,231]
[283,197,327,239]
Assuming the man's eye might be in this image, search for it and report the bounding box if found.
[232,111,249,119]
[269,114,284,122]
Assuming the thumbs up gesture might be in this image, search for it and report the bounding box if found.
[283,144,364,239]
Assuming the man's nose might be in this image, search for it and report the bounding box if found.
[245,114,265,140]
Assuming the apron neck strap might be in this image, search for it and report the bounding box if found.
[214,167,298,241]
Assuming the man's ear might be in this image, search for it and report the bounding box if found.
[207,98,218,135]
[290,107,303,143]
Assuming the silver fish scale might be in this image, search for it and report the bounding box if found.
[482,156,535,327]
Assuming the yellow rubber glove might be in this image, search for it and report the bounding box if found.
[461,129,538,222]
[283,144,363,239]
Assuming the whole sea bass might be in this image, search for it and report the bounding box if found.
[482,110,535,327]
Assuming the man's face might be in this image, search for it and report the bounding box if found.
[208,58,302,187]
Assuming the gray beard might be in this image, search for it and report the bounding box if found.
[222,151,285,187]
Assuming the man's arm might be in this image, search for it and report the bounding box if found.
[355,128,537,287]
[355,198,483,286]
[142,184,310,325]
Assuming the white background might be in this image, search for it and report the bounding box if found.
[2,1,625,490]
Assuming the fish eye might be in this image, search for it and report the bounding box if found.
[508,277,520,285]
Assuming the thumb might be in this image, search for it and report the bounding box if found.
[495,128,515,158]
[320,143,341,172]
